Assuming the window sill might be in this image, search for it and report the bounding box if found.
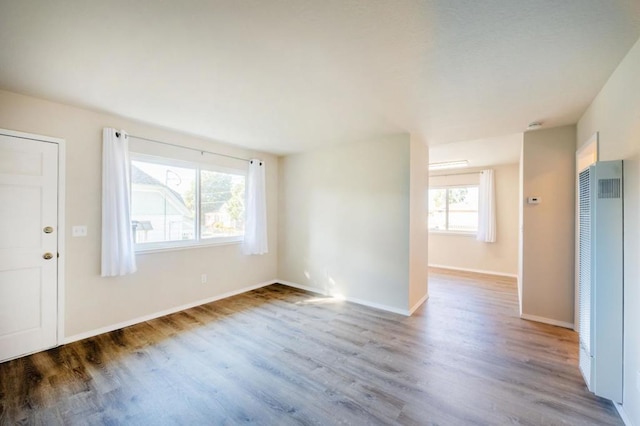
[429,230,477,237]
[135,237,243,255]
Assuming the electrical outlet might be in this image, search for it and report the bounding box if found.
[72,225,87,237]
[527,196,541,204]
[201,274,207,284]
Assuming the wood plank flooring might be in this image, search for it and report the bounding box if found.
[0,269,622,425]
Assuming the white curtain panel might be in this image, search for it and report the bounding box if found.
[477,169,497,243]
[243,159,268,255]
[101,128,137,276]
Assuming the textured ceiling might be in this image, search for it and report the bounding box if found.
[1,1,639,154]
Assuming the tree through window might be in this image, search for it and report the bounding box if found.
[428,186,479,232]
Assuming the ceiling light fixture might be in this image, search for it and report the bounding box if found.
[428,160,469,171]
[527,121,543,131]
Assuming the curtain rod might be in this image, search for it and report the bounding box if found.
[430,171,483,177]
[117,133,251,163]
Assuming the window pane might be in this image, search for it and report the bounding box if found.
[200,170,245,239]
[428,188,447,230]
[131,161,196,243]
[448,187,479,231]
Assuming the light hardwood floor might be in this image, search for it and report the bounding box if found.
[0,269,622,425]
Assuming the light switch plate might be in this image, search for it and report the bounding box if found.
[72,226,87,237]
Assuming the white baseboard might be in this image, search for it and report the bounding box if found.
[428,264,517,278]
[64,279,278,344]
[409,293,429,315]
[277,280,411,316]
[276,280,328,296]
[343,295,410,316]
[614,402,633,426]
[520,313,574,330]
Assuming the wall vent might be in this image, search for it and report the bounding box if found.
[578,161,623,403]
[598,178,621,199]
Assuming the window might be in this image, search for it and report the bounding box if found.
[199,169,245,240]
[131,154,245,250]
[428,186,479,233]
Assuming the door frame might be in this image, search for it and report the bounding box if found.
[0,128,65,347]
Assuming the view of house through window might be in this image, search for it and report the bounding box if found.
[131,160,196,243]
[131,156,245,248]
[428,186,479,232]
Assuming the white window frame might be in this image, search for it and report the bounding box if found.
[429,184,479,235]
[130,152,247,253]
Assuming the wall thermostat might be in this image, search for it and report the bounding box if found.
[527,196,541,204]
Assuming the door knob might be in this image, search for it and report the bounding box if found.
[43,226,54,234]
[43,252,54,260]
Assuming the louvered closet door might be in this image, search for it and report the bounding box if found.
[578,168,592,380]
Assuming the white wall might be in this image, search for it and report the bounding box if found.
[428,163,519,276]
[278,134,424,314]
[0,90,279,338]
[520,125,576,327]
[409,135,429,311]
[577,35,640,425]
[518,143,524,314]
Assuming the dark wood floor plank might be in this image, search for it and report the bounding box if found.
[0,268,622,425]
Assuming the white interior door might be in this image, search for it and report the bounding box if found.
[0,133,59,362]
